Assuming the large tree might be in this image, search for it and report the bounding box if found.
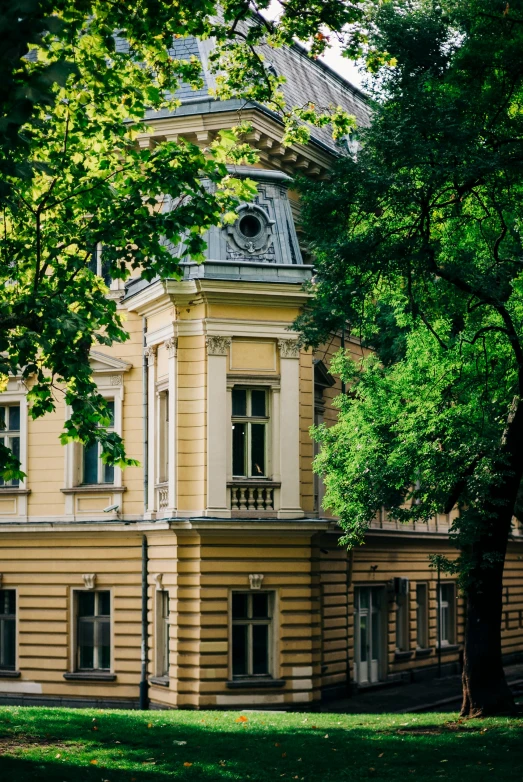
[296,0,523,716]
[0,0,359,477]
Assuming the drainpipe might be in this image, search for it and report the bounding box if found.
[142,317,148,512]
[139,534,149,710]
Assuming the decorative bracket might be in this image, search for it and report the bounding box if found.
[278,339,300,359]
[82,574,96,590]
[164,337,178,358]
[153,573,163,591]
[144,346,157,366]
[249,573,264,591]
[206,336,231,356]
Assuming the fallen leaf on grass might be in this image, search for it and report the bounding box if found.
[184,762,193,767]
[148,723,153,728]
[236,716,248,723]
[89,759,98,765]
[174,740,188,745]
[275,742,280,747]
[281,752,287,758]
[55,754,61,759]
[379,753,384,758]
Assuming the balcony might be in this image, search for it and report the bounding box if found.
[155,482,169,511]
[227,480,281,518]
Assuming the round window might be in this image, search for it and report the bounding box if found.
[238,214,262,239]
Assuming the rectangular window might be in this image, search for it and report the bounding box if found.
[231,591,273,678]
[0,405,20,487]
[231,389,268,478]
[395,592,409,652]
[159,391,169,484]
[156,590,170,677]
[82,401,115,485]
[416,583,428,649]
[0,590,16,670]
[438,583,456,646]
[76,590,111,671]
[88,243,111,286]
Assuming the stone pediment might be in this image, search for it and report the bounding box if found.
[89,350,132,375]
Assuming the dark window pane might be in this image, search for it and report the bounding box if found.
[102,461,114,484]
[105,401,115,428]
[0,590,15,615]
[252,593,269,619]
[101,256,112,287]
[232,389,247,417]
[250,424,265,476]
[232,593,248,620]
[88,246,99,274]
[251,390,266,417]
[232,624,248,676]
[78,592,95,617]
[252,624,269,675]
[78,619,94,668]
[9,406,20,431]
[0,408,6,430]
[98,618,111,669]
[232,422,246,476]
[83,443,98,484]
[0,618,16,669]
[98,591,111,616]
[10,437,20,487]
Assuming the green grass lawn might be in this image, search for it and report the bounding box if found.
[0,706,522,781]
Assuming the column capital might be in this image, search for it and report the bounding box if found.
[144,345,157,365]
[206,335,231,356]
[278,338,300,359]
[164,337,178,358]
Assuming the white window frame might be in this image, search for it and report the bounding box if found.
[438,582,456,646]
[231,387,271,479]
[229,590,275,680]
[0,379,29,518]
[71,588,112,673]
[155,589,170,678]
[80,399,116,486]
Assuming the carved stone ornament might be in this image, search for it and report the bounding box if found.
[278,339,300,359]
[206,336,231,356]
[144,346,157,365]
[82,574,96,589]
[226,203,275,255]
[249,573,264,591]
[164,337,178,358]
[153,573,163,591]
[109,374,122,386]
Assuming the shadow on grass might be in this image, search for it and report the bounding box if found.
[0,708,522,781]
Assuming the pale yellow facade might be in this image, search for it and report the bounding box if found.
[1,42,523,710]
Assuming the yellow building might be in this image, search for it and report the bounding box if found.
[1,39,522,710]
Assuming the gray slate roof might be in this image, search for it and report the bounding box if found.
[144,36,370,155]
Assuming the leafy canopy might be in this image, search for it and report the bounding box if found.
[296,0,523,584]
[0,0,366,479]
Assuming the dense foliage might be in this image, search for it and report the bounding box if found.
[296,0,523,715]
[0,0,361,477]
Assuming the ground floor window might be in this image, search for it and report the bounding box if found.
[76,590,111,670]
[0,590,16,670]
[231,591,273,678]
[416,583,429,649]
[395,584,409,652]
[438,583,456,646]
[156,590,170,677]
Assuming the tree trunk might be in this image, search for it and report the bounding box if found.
[461,548,516,717]
[460,400,523,717]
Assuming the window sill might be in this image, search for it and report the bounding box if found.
[0,670,21,678]
[394,650,414,661]
[437,644,460,654]
[226,678,286,689]
[227,480,281,488]
[415,647,433,658]
[61,486,127,494]
[149,676,169,688]
[63,672,117,682]
[0,488,30,495]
